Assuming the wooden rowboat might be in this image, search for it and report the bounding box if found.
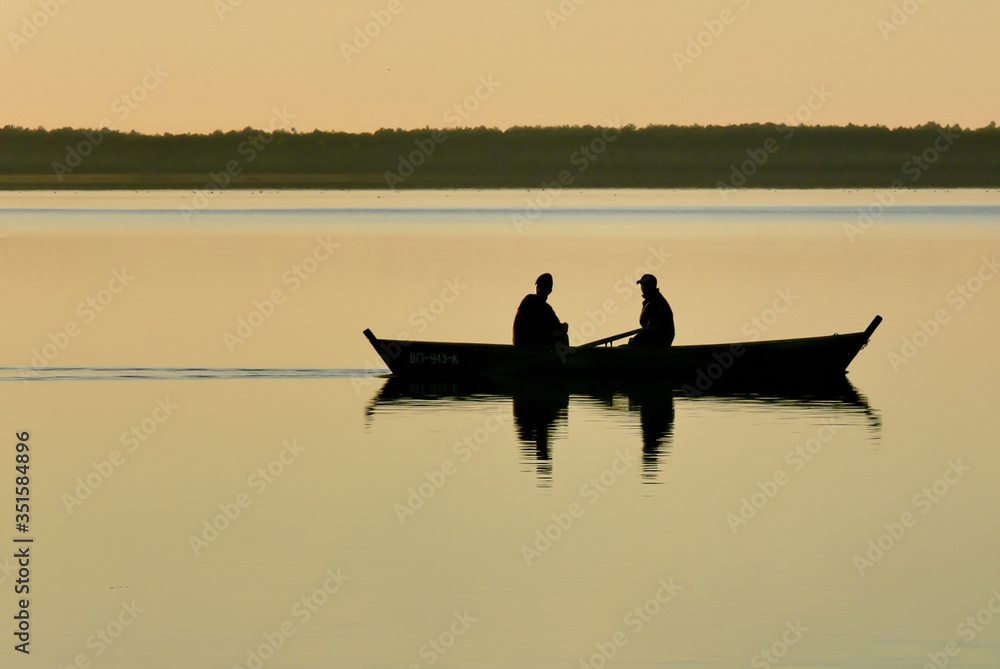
[363,315,882,390]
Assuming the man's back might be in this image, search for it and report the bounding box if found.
[637,290,675,345]
[513,293,560,346]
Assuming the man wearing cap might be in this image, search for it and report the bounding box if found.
[513,273,570,347]
[629,274,675,346]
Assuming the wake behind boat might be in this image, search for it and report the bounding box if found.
[363,315,882,390]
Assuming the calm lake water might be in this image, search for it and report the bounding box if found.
[1,189,999,668]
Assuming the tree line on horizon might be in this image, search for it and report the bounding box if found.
[0,122,997,188]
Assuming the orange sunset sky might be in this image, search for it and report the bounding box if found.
[2,0,997,134]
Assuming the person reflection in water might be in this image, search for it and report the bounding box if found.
[512,385,569,487]
[513,273,569,347]
[629,274,675,346]
[628,388,675,482]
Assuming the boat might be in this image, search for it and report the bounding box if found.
[363,315,882,390]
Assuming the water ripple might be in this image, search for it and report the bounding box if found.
[0,367,389,381]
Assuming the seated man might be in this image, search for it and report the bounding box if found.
[629,274,675,346]
[513,273,569,347]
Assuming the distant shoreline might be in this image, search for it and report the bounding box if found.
[0,174,385,189]
[1,123,997,190]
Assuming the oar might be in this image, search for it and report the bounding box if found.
[578,328,644,349]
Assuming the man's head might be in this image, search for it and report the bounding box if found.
[535,273,554,299]
[637,273,657,296]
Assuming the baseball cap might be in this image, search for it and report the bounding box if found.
[636,274,657,287]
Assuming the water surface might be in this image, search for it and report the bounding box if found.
[2,189,998,668]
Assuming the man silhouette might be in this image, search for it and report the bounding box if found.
[629,274,675,346]
[513,273,569,347]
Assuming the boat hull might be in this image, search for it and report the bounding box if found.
[363,316,881,389]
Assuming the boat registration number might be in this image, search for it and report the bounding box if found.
[409,352,460,366]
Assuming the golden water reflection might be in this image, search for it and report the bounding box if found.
[367,376,879,486]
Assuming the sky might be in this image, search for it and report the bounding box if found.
[1,0,998,134]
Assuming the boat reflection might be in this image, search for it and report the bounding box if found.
[366,376,879,486]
